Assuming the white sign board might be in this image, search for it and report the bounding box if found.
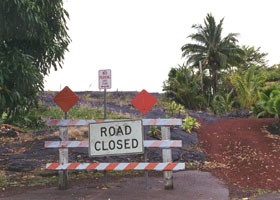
[89,120,144,156]
[98,69,111,89]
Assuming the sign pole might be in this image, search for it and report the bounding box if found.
[104,88,107,120]
[98,69,111,187]
[53,86,78,190]
[144,146,148,189]
[104,88,107,186]
[143,114,149,189]
[131,90,158,189]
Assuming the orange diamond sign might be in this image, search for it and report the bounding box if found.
[131,89,157,115]
[53,86,79,113]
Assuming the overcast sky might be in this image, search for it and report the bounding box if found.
[44,0,280,92]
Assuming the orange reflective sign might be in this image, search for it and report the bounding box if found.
[131,89,157,115]
[53,86,79,113]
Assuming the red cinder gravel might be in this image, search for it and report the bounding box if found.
[197,118,280,190]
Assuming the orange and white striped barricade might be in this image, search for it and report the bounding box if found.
[45,118,184,189]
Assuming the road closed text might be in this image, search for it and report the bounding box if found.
[89,120,144,156]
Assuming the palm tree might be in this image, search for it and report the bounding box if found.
[181,13,243,96]
[235,45,268,74]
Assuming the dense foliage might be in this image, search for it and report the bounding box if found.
[257,85,280,118]
[211,89,237,115]
[0,48,43,123]
[230,66,265,109]
[0,0,70,125]
[0,0,70,75]
[163,65,206,109]
[164,13,280,117]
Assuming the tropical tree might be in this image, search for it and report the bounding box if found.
[0,0,70,75]
[0,0,70,124]
[181,13,243,96]
[234,45,268,74]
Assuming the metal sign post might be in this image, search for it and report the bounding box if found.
[143,113,149,189]
[53,86,79,190]
[131,89,158,189]
[103,85,107,189]
[98,69,112,186]
[104,89,107,120]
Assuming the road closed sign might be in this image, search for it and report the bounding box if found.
[89,120,144,156]
[98,69,111,89]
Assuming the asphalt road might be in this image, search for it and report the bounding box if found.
[0,171,229,200]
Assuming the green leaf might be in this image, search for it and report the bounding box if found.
[267,100,276,114]
[274,98,280,113]
[259,92,269,102]
[270,90,280,98]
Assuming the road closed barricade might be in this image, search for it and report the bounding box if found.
[45,118,185,190]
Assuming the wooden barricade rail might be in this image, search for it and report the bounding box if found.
[46,162,185,171]
[46,119,182,126]
[45,140,182,148]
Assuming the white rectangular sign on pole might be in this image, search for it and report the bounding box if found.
[89,120,144,156]
[98,69,111,89]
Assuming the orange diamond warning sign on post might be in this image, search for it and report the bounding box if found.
[131,89,157,115]
[53,86,79,113]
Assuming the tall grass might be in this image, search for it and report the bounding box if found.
[41,105,130,120]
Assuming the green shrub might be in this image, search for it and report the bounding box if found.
[149,125,161,138]
[257,85,280,118]
[166,101,185,117]
[181,114,200,133]
[212,89,238,115]
[3,104,47,130]
[230,66,265,109]
[163,65,207,110]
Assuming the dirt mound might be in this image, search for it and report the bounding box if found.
[197,118,280,190]
[0,124,24,137]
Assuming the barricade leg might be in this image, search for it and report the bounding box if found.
[59,127,68,190]
[144,149,148,189]
[161,126,173,190]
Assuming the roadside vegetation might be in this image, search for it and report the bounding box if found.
[163,13,280,123]
[0,0,70,128]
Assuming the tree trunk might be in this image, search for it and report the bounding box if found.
[212,66,217,97]
[199,61,204,95]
